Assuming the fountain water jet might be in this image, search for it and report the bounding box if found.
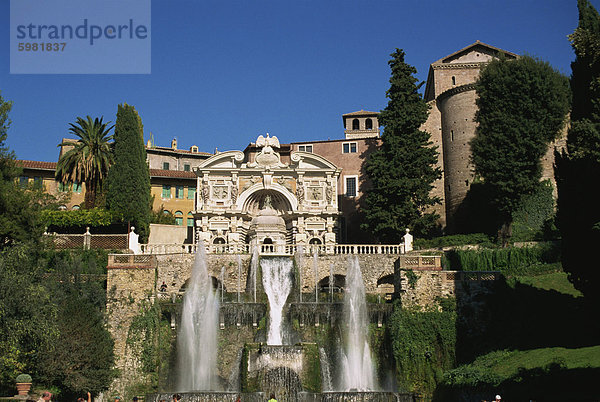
[261,257,293,345]
[340,256,377,391]
[176,243,219,391]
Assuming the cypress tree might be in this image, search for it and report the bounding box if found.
[362,49,442,242]
[107,104,151,241]
[555,0,600,303]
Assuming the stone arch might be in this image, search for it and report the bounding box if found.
[318,274,346,292]
[179,276,220,292]
[238,186,297,214]
[213,237,226,244]
[352,118,360,130]
[377,274,394,300]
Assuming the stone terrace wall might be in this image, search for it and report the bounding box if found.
[106,258,157,397]
[154,253,399,297]
[156,253,253,296]
[295,254,398,294]
[398,269,500,309]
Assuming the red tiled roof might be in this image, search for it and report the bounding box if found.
[149,169,196,179]
[342,110,378,117]
[16,160,57,170]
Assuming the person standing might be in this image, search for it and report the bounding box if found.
[37,391,51,402]
[267,394,277,402]
[77,392,91,402]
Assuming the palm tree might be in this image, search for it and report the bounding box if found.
[56,116,114,209]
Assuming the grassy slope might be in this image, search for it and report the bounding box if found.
[515,271,582,297]
[469,346,600,378]
[442,267,597,394]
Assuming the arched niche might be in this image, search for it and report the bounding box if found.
[239,187,296,215]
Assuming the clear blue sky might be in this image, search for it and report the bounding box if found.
[1,0,596,162]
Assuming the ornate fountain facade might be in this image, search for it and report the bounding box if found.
[193,134,341,248]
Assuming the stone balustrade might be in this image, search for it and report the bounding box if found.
[138,242,408,256]
[399,255,443,270]
[107,254,155,267]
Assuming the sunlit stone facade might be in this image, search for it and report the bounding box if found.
[193,134,341,247]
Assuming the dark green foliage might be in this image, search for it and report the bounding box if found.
[125,301,173,395]
[362,49,442,241]
[0,246,58,394]
[0,93,47,247]
[56,116,114,209]
[555,0,600,304]
[41,208,120,228]
[301,343,321,392]
[443,243,560,276]
[414,233,492,249]
[0,245,115,398]
[149,204,176,225]
[106,104,151,241]
[38,298,116,397]
[510,180,556,241]
[472,55,570,241]
[34,253,115,398]
[388,304,456,397]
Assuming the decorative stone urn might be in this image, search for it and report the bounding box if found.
[15,373,32,397]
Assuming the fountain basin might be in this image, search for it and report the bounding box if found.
[147,391,414,402]
[242,343,322,396]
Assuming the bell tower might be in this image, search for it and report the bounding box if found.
[342,110,380,139]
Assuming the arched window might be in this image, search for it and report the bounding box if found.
[263,238,273,244]
[72,205,80,210]
[309,238,322,245]
[213,237,226,244]
[187,212,194,227]
[452,76,456,85]
[175,211,183,226]
[365,118,373,130]
[352,118,360,130]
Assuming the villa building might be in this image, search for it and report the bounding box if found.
[16,41,564,243]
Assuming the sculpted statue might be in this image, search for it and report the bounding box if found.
[256,133,280,149]
[202,182,209,204]
[325,183,333,204]
[296,184,304,203]
[263,194,273,209]
[231,182,238,203]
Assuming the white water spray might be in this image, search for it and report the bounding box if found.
[261,257,293,345]
[340,256,377,391]
[176,244,219,391]
[250,246,259,303]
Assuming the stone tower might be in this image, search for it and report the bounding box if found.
[342,110,380,139]
[422,41,517,231]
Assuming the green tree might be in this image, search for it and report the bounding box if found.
[0,92,48,247]
[56,116,114,209]
[362,49,442,241]
[38,255,115,397]
[106,104,151,241]
[555,0,600,303]
[0,246,58,394]
[471,55,570,244]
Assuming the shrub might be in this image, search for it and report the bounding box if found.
[414,233,492,249]
[41,208,120,228]
[443,243,561,276]
[388,304,456,397]
[15,374,32,383]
